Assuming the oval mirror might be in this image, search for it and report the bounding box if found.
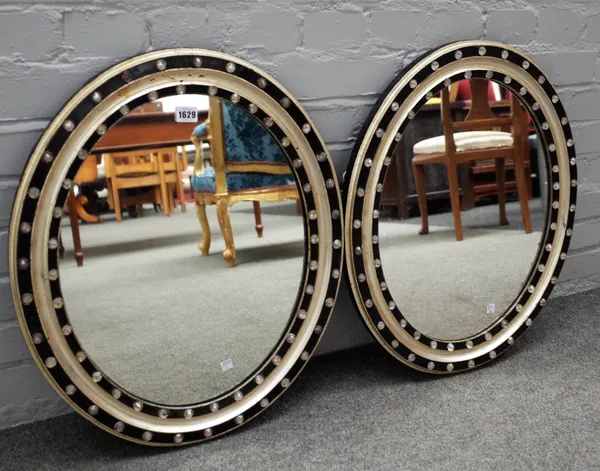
[344,41,576,373]
[10,49,343,445]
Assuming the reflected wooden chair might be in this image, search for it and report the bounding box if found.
[412,79,532,241]
[104,147,185,222]
[190,96,299,267]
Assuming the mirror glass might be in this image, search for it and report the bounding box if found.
[378,78,546,340]
[58,93,304,404]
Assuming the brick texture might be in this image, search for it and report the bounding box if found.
[0,0,600,431]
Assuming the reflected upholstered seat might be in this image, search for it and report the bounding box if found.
[191,97,299,267]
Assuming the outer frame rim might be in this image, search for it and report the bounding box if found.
[9,49,344,446]
[344,40,576,374]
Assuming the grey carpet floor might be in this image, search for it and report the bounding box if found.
[379,199,546,339]
[60,201,305,404]
[0,287,599,471]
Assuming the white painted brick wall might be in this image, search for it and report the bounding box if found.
[0,0,599,430]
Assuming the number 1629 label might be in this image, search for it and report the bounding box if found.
[175,107,198,123]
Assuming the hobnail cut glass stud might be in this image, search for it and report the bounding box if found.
[255,374,265,385]
[225,62,236,73]
[384,156,392,166]
[42,151,54,164]
[542,122,549,131]
[308,210,317,220]
[519,87,527,96]
[375,259,382,268]
[447,343,455,352]
[174,434,184,444]
[566,229,573,236]
[303,183,312,193]
[260,398,270,408]
[391,102,400,112]
[414,331,421,340]
[478,46,486,55]
[562,117,568,125]
[119,105,130,116]
[45,357,57,368]
[18,258,30,270]
[372,235,379,245]
[549,144,556,152]
[552,95,559,104]
[570,158,576,166]
[408,353,416,362]
[281,137,290,147]
[380,282,387,291]
[409,79,417,88]
[571,179,577,187]
[310,235,319,245]
[281,378,291,388]
[528,285,535,293]
[306,284,314,295]
[302,123,312,134]
[552,165,559,173]
[155,59,167,71]
[408,111,415,119]
[314,325,323,335]
[551,221,557,230]
[532,103,540,111]
[272,355,281,365]
[376,128,384,139]
[203,428,213,438]
[147,91,158,102]
[317,152,327,162]
[112,389,122,399]
[447,363,454,372]
[235,415,244,425]
[427,362,435,370]
[538,75,546,84]
[63,120,75,132]
[540,299,547,306]
[468,360,476,368]
[231,93,240,104]
[92,372,102,383]
[62,179,73,190]
[502,320,509,328]
[332,269,340,279]
[388,301,396,310]
[503,76,511,84]
[545,243,553,251]
[48,238,59,250]
[454,50,463,59]
[22,293,34,306]
[364,158,372,168]
[301,351,310,361]
[325,298,334,307]
[53,207,64,219]
[142,431,153,442]
[485,71,493,79]
[234,391,243,401]
[96,123,108,136]
[332,210,340,220]
[91,91,102,103]
[257,77,267,88]
[365,299,373,308]
[560,253,567,260]
[464,71,472,79]
[516,303,524,311]
[27,187,40,199]
[174,84,186,96]
[355,246,363,256]
[489,351,497,359]
[76,351,86,362]
[292,159,302,169]
[286,333,296,344]
[53,297,64,309]
[62,324,72,336]
[526,318,533,326]
[394,133,402,142]
[333,239,342,249]
[552,201,559,209]
[377,321,385,330]
[522,60,530,69]
[570,204,576,212]
[20,222,32,234]
[210,402,219,412]
[426,91,434,99]
[353,219,361,229]
[466,340,473,349]
[298,309,307,320]
[553,182,560,190]
[264,117,274,127]
[508,337,515,345]
[373,210,380,219]
[357,188,365,197]
[89,405,99,416]
[391,340,399,348]
[430,340,438,349]
[431,61,439,71]
[65,384,76,396]
[485,332,492,341]
[358,273,366,282]
[248,103,258,115]
[158,409,169,418]
[208,86,218,96]
[501,50,509,59]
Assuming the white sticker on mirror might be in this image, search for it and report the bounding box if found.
[220,358,234,372]
[486,303,495,314]
[174,106,198,123]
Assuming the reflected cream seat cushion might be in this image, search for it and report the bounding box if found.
[413,131,513,155]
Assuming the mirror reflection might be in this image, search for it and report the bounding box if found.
[58,93,304,404]
[379,79,546,340]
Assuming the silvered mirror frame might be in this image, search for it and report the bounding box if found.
[344,40,577,374]
[9,49,344,446]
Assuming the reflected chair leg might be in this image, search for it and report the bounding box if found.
[412,161,429,235]
[138,204,144,218]
[176,177,186,212]
[253,201,263,238]
[514,153,533,233]
[196,201,211,256]
[496,158,509,226]
[58,231,65,259]
[447,163,463,241]
[110,179,122,222]
[216,198,235,267]
[67,190,84,266]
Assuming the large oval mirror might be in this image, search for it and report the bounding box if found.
[345,41,576,373]
[10,50,343,445]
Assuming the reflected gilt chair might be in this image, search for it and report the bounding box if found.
[412,79,533,241]
[190,96,299,267]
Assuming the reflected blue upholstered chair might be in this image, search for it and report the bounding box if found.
[190,96,299,267]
